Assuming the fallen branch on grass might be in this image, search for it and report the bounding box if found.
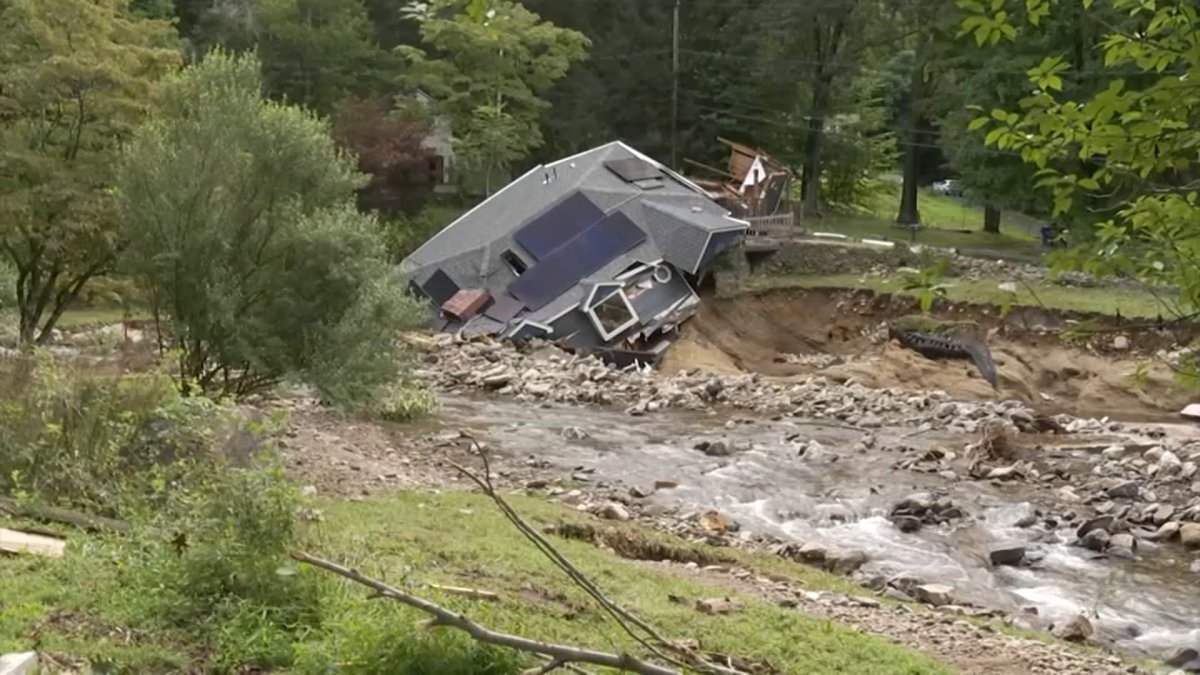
[426,583,500,602]
[292,550,678,675]
[450,444,747,675]
[0,497,130,534]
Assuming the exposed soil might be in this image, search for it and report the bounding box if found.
[274,397,574,498]
[665,287,1199,421]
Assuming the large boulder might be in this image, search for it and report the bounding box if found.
[1052,615,1094,642]
[913,584,955,607]
[988,542,1026,567]
[1181,523,1200,549]
[1076,515,1115,539]
[1080,528,1110,552]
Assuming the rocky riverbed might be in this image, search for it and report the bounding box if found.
[399,334,1200,669]
[412,333,1111,433]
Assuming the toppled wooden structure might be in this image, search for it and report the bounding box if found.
[685,138,796,237]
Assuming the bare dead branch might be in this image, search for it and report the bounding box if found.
[292,550,679,675]
[450,443,747,675]
[0,497,130,533]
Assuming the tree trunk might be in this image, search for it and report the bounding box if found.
[897,145,921,226]
[802,75,833,217]
[896,53,925,226]
[801,117,825,215]
[983,204,1001,233]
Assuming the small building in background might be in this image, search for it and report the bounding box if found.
[399,141,748,366]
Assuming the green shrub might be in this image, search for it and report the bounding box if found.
[118,51,427,408]
[375,382,440,422]
[110,463,321,673]
[0,355,323,671]
[0,354,233,516]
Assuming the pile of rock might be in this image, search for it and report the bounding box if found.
[888,492,966,533]
[773,541,870,575]
[416,334,1104,433]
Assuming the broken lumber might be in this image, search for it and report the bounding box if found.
[0,528,66,558]
[0,498,129,534]
[293,550,679,675]
[426,583,501,602]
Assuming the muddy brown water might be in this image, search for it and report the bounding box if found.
[436,394,1200,659]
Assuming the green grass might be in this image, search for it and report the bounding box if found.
[811,189,1043,259]
[740,272,1178,319]
[0,491,949,674]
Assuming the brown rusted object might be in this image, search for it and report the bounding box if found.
[442,289,491,321]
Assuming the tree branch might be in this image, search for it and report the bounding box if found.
[292,551,679,675]
[450,445,746,675]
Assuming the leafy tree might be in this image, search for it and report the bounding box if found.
[821,76,899,210]
[331,96,435,215]
[117,50,426,405]
[965,0,1199,314]
[398,0,590,193]
[0,0,179,344]
[254,0,391,113]
[883,0,957,227]
[756,0,872,216]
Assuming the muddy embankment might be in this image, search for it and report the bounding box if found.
[667,287,1200,422]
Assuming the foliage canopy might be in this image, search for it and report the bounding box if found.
[118,50,426,405]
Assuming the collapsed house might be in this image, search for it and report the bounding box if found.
[686,138,793,219]
[399,141,749,365]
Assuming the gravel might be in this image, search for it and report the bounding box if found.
[414,334,1109,434]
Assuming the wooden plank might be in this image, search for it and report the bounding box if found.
[0,652,39,675]
[0,528,66,558]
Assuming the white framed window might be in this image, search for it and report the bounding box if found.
[586,288,640,341]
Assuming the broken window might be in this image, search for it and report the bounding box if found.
[501,250,528,276]
[587,289,639,341]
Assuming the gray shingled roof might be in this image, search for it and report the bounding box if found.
[400,141,747,326]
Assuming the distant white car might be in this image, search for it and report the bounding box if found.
[932,179,963,196]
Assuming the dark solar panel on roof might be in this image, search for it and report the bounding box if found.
[513,192,605,260]
[605,158,662,183]
[507,212,647,310]
[420,269,460,306]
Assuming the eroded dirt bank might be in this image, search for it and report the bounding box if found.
[667,287,1200,421]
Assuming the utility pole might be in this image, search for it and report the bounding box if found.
[671,0,680,170]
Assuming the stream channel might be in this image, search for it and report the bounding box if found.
[438,394,1200,659]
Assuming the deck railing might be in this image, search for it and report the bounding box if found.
[745,211,799,238]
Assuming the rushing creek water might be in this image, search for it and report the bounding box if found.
[437,394,1200,658]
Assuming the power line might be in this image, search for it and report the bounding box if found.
[686,99,1031,158]
[684,95,1200,159]
[676,47,1193,78]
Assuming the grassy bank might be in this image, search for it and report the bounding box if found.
[738,272,1177,319]
[1,491,948,674]
[812,189,1043,259]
